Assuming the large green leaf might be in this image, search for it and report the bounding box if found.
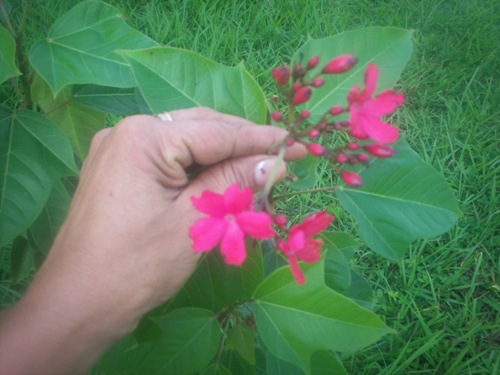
[0,25,20,85]
[335,139,460,261]
[0,106,78,248]
[226,324,257,365]
[118,47,267,123]
[322,232,375,310]
[220,351,254,375]
[72,85,151,115]
[165,244,264,313]
[140,308,222,374]
[97,308,222,374]
[31,74,105,160]
[29,0,157,95]
[10,236,35,283]
[253,260,393,372]
[310,351,347,375]
[28,180,71,254]
[294,27,413,121]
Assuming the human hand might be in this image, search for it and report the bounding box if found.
[0,108,305,374]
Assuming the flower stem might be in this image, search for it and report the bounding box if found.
[261,143,287,205]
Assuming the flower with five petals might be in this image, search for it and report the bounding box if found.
[189,184,274,265]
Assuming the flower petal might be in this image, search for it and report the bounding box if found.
[189,217,227,251]
[297,238,322,263]
[287,229,306,252]
[224,184,253,214]
[288,254,305,284]
[236,211,274,239]
[362,115,399,143]
[220,221,247,265]
[191,191,226,217]
[363,63,379,97]
[364,90,405,117]
[295,211,333,235]
[348,108,369,140]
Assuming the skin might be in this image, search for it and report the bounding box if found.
[0,108,306,374]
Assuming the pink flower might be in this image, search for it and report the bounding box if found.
[189,184,274,265]
[347,64,404,143]
[277,211,334,284]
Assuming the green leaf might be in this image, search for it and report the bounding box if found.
[253,260,394,371]
[324,248,351,294]
[335,139,460,261]
[202,364,232,375]
[94,333,151,374]
[294,27,413,122]
[166,243,264,313]
[321,232,374,309]
[99,308,222,374]
[118,47,267,123]
[72,85,151,115]
[220,351,254,375]
[310,351,347,375]
[28,181,71,254]
[140,308,222,375]
[29,0,157,95]
[226,324,257,365]
[0,25,21,85]
[344,269,375,310]
[31,74,105,160]
[0,106,78,248]
[10,236,35,283]
[266,353,305,375]
[288,154,319,191]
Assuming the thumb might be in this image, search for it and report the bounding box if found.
[188,155,287,195]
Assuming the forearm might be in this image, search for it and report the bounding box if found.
[0,244,139,374]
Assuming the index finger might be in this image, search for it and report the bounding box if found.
[165,117,306,168]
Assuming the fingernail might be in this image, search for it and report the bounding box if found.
[254,158,283,187]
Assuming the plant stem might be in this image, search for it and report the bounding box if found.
[0,1,15,35]
[259,143,287,212]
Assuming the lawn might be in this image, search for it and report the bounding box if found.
[1,0,498,374]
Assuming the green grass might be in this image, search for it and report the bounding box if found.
[2,0,499,373]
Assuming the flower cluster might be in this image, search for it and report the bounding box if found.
[271,56,404,187]
[189,54,404,284]
[189,184,333,284]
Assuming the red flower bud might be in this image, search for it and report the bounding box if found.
[308,129,320,138]
[275,214,287,228]
[271,66,290,85]
[323,55,357,74]
[329,105,344,116]
[364,144,396,158]
[292,86,312,105]
[341,170,363,187]
[307,56,320,69]
[292,82,303,91]
[311,78,325,88]
[346,142,359,150]
[336,153,349,163]
[286,138,295,146]
[299,110,310,119]
[355,153,370,163]
[307,143,325,156]
[271,112,283,121]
